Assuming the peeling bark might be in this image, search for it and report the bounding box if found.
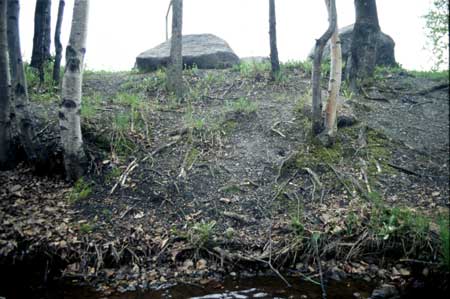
[167,0,183,99]
[349,0,380,92]
[30,0,51,84]
[269,0,280,81]
[311,0,336,135]
[0,0,13,169]
[53,0,65,84]
[324,0,342,142]
[7,0,39,164]
[59,0,89,181]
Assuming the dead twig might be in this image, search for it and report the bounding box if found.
[110,159,138,195]
[387,163,421,176]
[270,121,286,138]
[150,135,182,156]
[361,87,389,102]
[303,167,323,189]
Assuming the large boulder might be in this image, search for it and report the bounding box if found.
[136,34,240,71]
[308,24,396,67]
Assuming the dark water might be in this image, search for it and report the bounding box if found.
[1,276,374,299]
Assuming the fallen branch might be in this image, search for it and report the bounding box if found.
[150,135,182,156]
[270,121,286,138]
[387,162,421,176]
[303,167,323,189]
[223,211,252,224]
[361,88,389,102]
[110,159,138,195]
[415,82,448,95]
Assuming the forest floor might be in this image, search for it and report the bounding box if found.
[0,62,449,296]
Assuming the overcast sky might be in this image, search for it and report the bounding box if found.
[19,0,436,71]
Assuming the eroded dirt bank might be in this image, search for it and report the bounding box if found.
[0,64,448,297]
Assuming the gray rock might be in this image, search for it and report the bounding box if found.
[136,34,240,71]
[308,24,396,67]
[370,284,399,299]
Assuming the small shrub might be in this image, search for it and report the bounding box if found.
[79,223,93,234]
[225,97,258,114]
[290,215,304,238]
[233,61,270,78]
[188,220,216,249]
[68,177,92,203]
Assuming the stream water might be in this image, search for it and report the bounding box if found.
[2,276,376,299]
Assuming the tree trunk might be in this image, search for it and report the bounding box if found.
[0,0,13,169]
[165,0,172,41]
[7,0,38,163]
[269,0,280,81]
[30,0,52,85]
[311,0,336,135]
[59,0,89,181]
[166,0,183,99]
[324,0,342,142]
[53,0,65,84]
[349,0,380,92]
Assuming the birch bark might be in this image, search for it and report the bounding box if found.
[59,0,89,181]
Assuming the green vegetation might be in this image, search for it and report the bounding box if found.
[282,60,313,76]
[225,97,258,114]
[290,215,305,239]
[188,220,216,249]
[232,61,270,78]
[423,0,449,69]
[439,216,450,268]
[81,93,102,119]
[25,61,59,102]
[120,69,167,93]
[68,177,92,203]
[409,70,449,81]
[79,223,94,234]
[296,142,343,169]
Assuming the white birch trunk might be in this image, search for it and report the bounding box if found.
[59,0,89,181]
[0,0,13,169]
[324,1,342,139]
[8,0,38,163]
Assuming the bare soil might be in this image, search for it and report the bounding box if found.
[0,66,448,296]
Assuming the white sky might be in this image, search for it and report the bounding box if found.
[19,0,436,71]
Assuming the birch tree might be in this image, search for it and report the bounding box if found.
[348,0,380,92]
[269,0,280,81]
[59,0,89,181]
[165,0,172,41]
[311,0,336,135]
[30,0,52,85]
[0,0,13,169]
[7,0,38,163]
[323,0,342,143]
[53,0,65,84]
[166,0,183,99]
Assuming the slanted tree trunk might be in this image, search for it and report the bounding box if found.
[59,0,89,181]
[7,0,38,163]
[323,0,342,144]
[165,0,172,41]
[349,0,380,92]
[166,0,183,99]
[269,0,280,81]
[311,0,337,135]
[0,0,13,169]
[30,0,52,86]
[53,0,65,84]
